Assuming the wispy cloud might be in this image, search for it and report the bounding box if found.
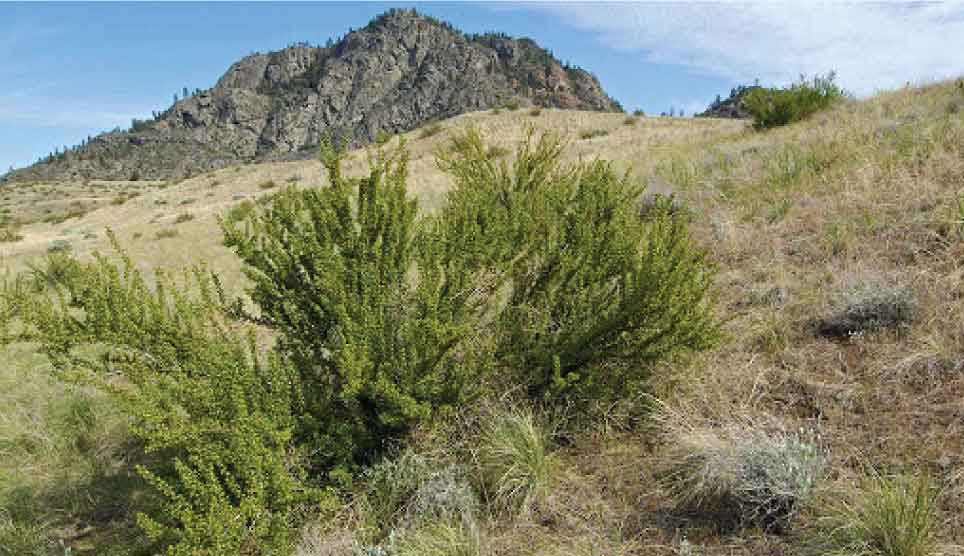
[542,1,964,96]
[0,99,140,130]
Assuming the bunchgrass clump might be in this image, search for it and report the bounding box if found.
[476,409,554,516]
[528,108,542,117]
[657,409,824,532]
[623,117,638,126]
[823,472,940,556]
[259,180,277,190]
[393,520,482,556]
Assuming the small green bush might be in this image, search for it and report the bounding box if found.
[259,180,278,190]
[504,101,520,111]
[224,199,257,225]
[174,212,194,224]
[7,234,305,555]
[528,108,542,117]
[824,472,939,556]
[633,109,646,117]
[43,207,87,225]
[0,226,22,243]
[744,72,847,130]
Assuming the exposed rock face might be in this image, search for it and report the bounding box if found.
[697,84,761,119]
[4,9,620,183]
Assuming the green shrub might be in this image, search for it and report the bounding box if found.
[476,409,554,516]
[43,207,87,225]
[259,180,278,190]
[435,129,719,401]
[174,212,194,224]
[223,138,484,479]
[223,129,718,481]
[744,72,847,130]
[224,199,256,225]
[528,108,542,117]
[633,109,646,117]
[504,101,520,111]
[6,234,304,555]
[824,472,940,556]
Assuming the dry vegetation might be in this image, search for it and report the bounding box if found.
[2,78,964,555]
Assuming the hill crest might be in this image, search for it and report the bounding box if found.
[4,8,620,184]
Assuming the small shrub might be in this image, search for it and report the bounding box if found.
[657,409,824,533]
[504,101,520,111]
[132,231,143,240]
[259,180,277,190]
[744,72,847,130]
[361,451,435,534]
[286,175,301,184]
[490,108,501,115]
[823,472,939,556]
[817,275,918,339]
[420,123,444,139]
[578,128,609,140]
[180,197,196,205]
[111,194,129,205]
[633,109,646,117]
[174,212,195,224]
[7,235,304,555]
[224,199,256,225]
[154,228,179,240]
[623,117,638,126]
[476,409,554,516]
[528,108,542,117]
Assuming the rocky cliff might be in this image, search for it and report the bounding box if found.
[4,9,621,183]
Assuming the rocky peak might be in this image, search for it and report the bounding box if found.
[5,8,621,184]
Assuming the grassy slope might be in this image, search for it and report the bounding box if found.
[2,80,963,554]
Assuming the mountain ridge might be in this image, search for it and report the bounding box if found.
[2,8,620,184]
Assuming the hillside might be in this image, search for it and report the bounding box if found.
[2,79,964,556]
[1,8,619,185]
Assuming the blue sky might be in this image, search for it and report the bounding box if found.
[2,2,963,173]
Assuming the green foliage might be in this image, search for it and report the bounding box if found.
[224,199,257,225]
[173,212,194,224]
[260,180,278,190]
[223,138,483,479]
[744,73,847,130]
[825,472,940,556]
[528,108,542,117]
[7,233,305,555]
[435,129,718,401]
[393,520,482,556]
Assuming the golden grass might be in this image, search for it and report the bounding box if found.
[3,78,964,554]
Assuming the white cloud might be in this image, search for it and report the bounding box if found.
[542,1,964,96]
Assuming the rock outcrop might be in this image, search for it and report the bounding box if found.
[4,9,620,183]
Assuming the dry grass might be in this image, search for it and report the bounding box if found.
[4,78,964,554]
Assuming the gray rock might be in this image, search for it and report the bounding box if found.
[8,9,620,184]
